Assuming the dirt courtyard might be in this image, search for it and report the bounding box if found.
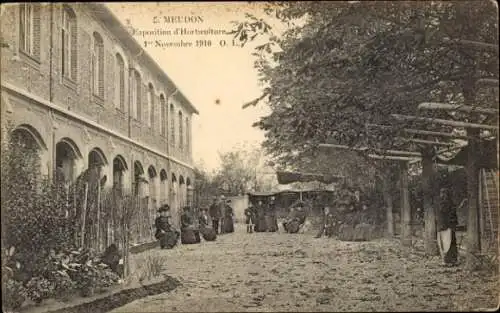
[110,224,498,312]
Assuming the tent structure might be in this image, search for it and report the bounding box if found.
[276,171,344,185]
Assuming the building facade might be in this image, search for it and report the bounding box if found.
[1,3,198,230]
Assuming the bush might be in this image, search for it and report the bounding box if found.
[2,279,28,310]
[136,255,166,283]
[1,128,123,303]
[1,133,76,280]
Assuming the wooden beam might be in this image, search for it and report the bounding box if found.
[391,114,499,130]
[366,123,481,140]
[418,102,499,115]
[368,154,420,161]
[442,38,499,52]
[403,128,470,140]
[318,143,421,157]
[476,78,499,87]
[399,138,457,147]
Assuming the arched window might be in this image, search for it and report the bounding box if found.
[19,4,41,58]
[160,94,166,136]
[147,83,155,127]
[130,69,141,120]
[178,111,183,149]
[61,5,77,81]
[115,53,126,111]
[170,104,175,145]
[91,32,104,98]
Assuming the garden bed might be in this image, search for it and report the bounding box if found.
[19,275,180,313]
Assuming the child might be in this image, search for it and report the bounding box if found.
[244,205,255,233]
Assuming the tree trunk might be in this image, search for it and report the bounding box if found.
[422,149,439,255]
[400,161,412,246]
[382,172,394,237]
[466,128,481,264]
[463,78,481,268]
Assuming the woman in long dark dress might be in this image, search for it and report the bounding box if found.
[223,200,235,233]
[437,187,458,265]
[199,207,217,241]
[181,206,201,244]
[154,205,179,249]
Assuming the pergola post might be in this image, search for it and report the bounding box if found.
[421,147,439,255]
[400,161,412,246]
[466,128,482,262]
[382,170,394,237]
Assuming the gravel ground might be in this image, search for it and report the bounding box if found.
[110,224,498,312]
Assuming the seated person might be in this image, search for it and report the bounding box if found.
[100,243,123,276]
[199,207,217,241]
[283,201,307,233]
[181,206,201,244]
[154,205,180,249]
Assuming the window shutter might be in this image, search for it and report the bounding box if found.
[19,5,26,51]
[137,80,142,121]
[32,4,41,58]
[114,58,118,107]
[120,62,125,111]
[70,20,77,81]
[98,45,104,98]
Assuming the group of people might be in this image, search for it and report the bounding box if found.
[244,198,279,233]
[243,198,308,234]
[208,195,235,235]
[153,195,236,249]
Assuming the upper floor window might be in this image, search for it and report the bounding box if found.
[160,94,166,136]
[91,32,104,98]
[130,69,141,120]
[170,104,175,145]
[61,6,77,81]
[178,111,183,149]
[19,3,41,58]
[115,53,125,111]
[147,83,155,128]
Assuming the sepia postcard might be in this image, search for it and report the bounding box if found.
[1,1,499,312]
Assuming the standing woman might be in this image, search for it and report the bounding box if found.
[437,187,458,266]
[223,199,235,233]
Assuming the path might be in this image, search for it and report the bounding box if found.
[110,224,498,312]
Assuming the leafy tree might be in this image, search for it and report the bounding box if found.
[233,1,497,257]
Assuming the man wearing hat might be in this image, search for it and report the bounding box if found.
[209,197,221,234]
[219,195,227,234]
[154,204,179,249]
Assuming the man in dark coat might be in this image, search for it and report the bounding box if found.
[244,205,256,233]
[209,197,221,234]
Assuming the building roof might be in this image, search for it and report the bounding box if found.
[87,3,199,115]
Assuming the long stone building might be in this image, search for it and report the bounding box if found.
[1,3,198,231]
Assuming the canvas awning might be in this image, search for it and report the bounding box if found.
[276,171,344,185]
